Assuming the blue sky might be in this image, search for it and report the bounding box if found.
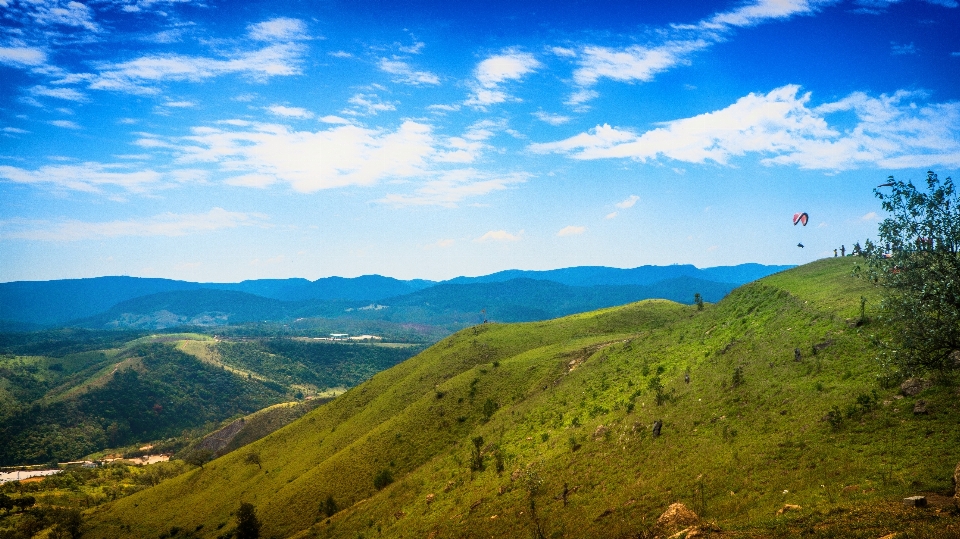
[1,0,959,282]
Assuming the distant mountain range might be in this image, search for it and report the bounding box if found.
[0,264,793,330]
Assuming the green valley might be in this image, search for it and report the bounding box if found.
[0,334,424,465]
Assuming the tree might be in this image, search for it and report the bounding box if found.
[244,452,262,470]
[236,502,261,539]
[469,436,485,471]
[859,171,960,375]
[694,293,704,311]
[182,448,214,469]
[322,495,338,517]
[49,508,83,539]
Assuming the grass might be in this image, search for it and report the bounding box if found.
[80,258,960,538]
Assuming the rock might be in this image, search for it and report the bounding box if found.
[652,419,663,438]
[593,424,609,439]
[900,377,930,397]
[656,502,699,531]
[902,496,927,507]
[776,504,802,515]
[794,348,802,362]
[425,493,435,504]
[913,400,928,415]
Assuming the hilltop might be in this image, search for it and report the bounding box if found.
[79,258,960,538]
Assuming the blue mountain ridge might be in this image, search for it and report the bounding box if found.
[0,264,792,328]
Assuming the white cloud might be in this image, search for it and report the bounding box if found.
[23,0,99,31]
[267,105,314,119]
[557,225,586,237]
[90,44,305,94]
[605,211,618,219]
[533,110,571,126]
[428,103,461,113]
[861,211,879,221]
[0,47,48,68]
[0,162,169,193]
[465,51,541,108]
[378,170,526,207]
[30,84,88,101]
[163,100,195,108]
[328,51,353,58]
[573,40,710,87]
[530,85,960,171]
[474,52,541,87]
[318,115,351,124]
[172,120,438,192]
[550,46,577,57]
[248,17,309,41]
[0,208,266,241]
[3,127,30,134]
[49,119,80,129]
[615,194,640,209]
[702,0,823,29]
[378,58,440,85]
[398,41,425,54]
[342,93,396,116]
[475,229,523,242]
[565,0,830,103]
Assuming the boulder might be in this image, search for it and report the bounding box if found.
[913,400,928,415]
[656,502,699,532]
[900,377,930,397]
[903,496,927,507]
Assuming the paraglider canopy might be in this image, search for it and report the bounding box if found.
[797,242,804,248]
[793,212,809,226]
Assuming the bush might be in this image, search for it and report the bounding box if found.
[373,469,393,490]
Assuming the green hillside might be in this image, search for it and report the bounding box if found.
[81,258,960,538]
[0,334,422,465]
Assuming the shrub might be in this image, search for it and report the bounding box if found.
[373,469,393,490]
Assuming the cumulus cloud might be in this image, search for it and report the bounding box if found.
[0,208,266,241]
[378,58,440,85]
[465,51,541,107]
[557,225,586,237]
[530,85,960,171]
[166,120,437,192]
[89,44,305,94]
[475,229,523,242]
[247,17,309,41]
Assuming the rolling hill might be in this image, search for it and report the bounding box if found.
[79,258,960,538]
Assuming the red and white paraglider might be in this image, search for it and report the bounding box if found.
[793,212,809,248]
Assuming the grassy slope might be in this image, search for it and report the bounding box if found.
[82,258,960,538]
